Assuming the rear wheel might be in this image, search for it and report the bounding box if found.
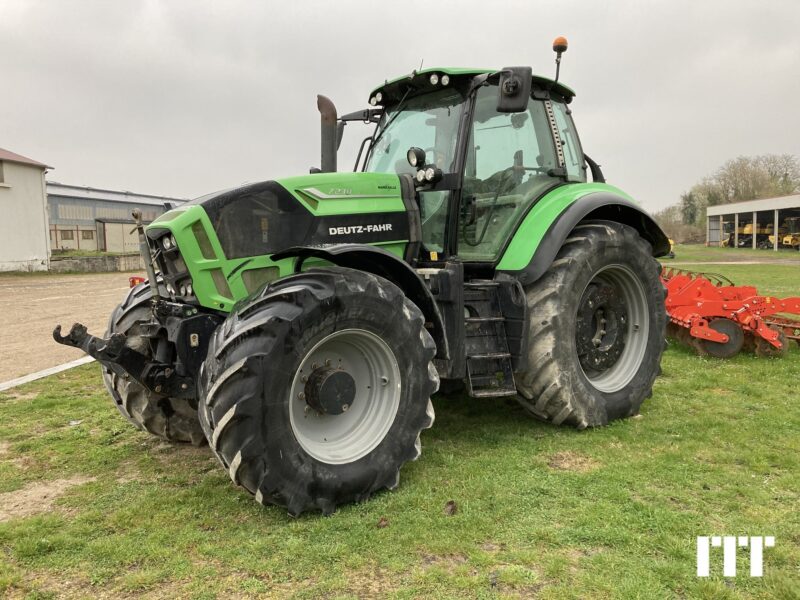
[101,282,205,445]
[198,267,438,515]
[515,221,667,428]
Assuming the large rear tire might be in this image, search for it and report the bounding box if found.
[198,267,438,515]
[101,282,206,445]
[515,220,667,428]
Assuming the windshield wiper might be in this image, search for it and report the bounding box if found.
[363,87,412,168]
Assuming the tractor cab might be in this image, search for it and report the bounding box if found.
[343,66,592,264]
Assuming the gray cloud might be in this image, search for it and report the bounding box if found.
[1,0,798,212]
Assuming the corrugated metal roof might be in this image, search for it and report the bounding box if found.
[47,182,186,207]
[706,194,800,216]
[0,147,51,169]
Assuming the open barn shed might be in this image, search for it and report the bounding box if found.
[706,194,800,250]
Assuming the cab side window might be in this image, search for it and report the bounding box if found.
[551,102,586,182]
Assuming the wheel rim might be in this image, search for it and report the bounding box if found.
[575,264,650,393]
[289,329,401,465]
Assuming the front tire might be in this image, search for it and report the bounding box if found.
[515,221,667,428]
[101,282,206,445]
[198,267,438,515]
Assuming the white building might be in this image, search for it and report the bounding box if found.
[0,148,51,271]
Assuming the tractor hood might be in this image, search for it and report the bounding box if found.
[192,172,409,259]
[145,172,413,311]
[151,172,410,260]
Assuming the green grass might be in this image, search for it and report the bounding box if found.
[1,250,799,598]
[668,243,800,263]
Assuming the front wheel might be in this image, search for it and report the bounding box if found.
[101,282,205,445]
[515,220,667,428]
[198,267,438,515]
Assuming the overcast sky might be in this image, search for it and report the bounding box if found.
[2,0,799,212]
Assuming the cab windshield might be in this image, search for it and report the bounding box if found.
[364,88,466,253]
[364,88,466,176]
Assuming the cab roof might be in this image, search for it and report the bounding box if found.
[369,67,576,106]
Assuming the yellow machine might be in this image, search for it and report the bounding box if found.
[780,217,800,249]
[742,223,782,235]
[782,234,800,249]
[721,222,743,247]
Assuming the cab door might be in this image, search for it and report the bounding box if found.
[457,85,564,261]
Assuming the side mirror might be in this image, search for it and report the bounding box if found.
[496,66,532,113]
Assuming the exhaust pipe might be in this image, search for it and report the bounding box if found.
[317,95,337,173]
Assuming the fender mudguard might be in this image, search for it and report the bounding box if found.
[497,190,670,286]
[270,244,449,360]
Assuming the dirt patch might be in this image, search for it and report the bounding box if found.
[0,390,38,403]
[480,541,506,553]
[115,462,143,484]
[343,567,398,598]
[149,443,211,470]
[547,451,600,473]
[10,455,37,472]
[0,440,9,457]
[421,553,468,573]
[0,273,140,381]
[709,387,733,396]
[0,476,96,522]
[9,570,182,600]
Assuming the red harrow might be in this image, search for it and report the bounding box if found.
[662,267,800,358]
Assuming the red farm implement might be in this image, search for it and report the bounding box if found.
[662,267,800,358]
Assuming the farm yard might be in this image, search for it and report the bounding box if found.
[0,245,798,599]
[0,273,135,382]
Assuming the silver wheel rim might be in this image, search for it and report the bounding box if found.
[576,264,650,393]
[289,329,401,465]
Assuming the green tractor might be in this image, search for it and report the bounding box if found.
[55,39,668,515]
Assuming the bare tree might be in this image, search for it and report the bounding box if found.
[663,154,800,232]
[714,154,800,203]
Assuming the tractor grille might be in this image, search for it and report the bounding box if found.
[146,228,196,302]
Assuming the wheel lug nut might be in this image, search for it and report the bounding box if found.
[381,376,389,386]
[298,392,305,401]
[342,403,350,412]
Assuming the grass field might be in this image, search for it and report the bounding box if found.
[668,243,800,263]
[1,248,799,599]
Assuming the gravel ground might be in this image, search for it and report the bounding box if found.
[0,273,143,382]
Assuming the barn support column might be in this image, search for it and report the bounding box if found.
[734,213,739,247]
[774,209,779,251]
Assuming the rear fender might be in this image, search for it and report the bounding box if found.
[498,191,669,286]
